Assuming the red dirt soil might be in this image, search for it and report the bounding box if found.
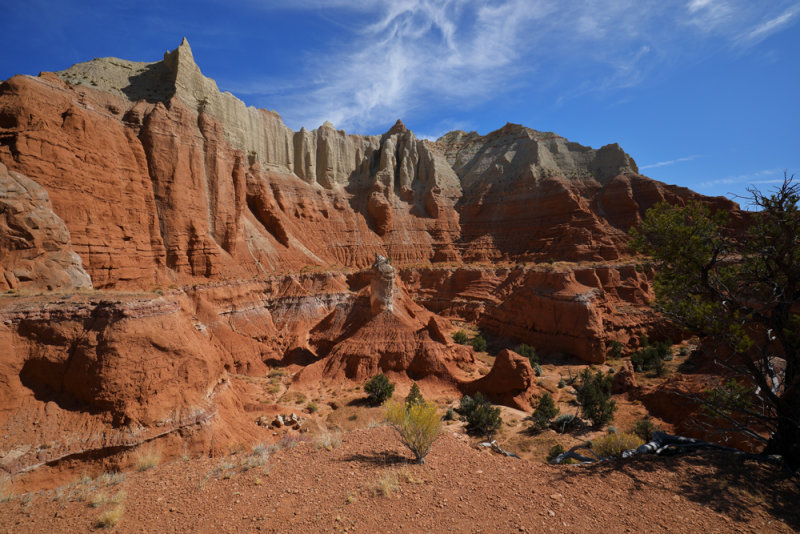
[1,426,797,533]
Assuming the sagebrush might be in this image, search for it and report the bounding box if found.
[591,432,644,458]
[385,400,442,464]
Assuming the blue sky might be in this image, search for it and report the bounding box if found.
[1,1,798,203]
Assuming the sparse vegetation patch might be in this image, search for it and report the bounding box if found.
[364,373,394,405]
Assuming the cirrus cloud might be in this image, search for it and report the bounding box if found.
[231,0,800,133]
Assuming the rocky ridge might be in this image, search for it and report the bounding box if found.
[0,39,743,478]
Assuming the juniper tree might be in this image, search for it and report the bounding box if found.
[631,175,800,471]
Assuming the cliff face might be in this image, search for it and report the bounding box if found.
[0,162,91,291]
[0,39,732,291]
[0,40,741,476]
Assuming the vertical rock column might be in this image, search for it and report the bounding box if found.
[370,254,395,314]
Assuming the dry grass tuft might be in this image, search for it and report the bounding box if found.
[0,477,13,502]
[96,506,124,528]
[591,432,644,458]
[368,471,400,497]
[133,444,162,472]
[396,466,425,485]
[90,490,126,508]
[96,471,126,487]
[90,491,109,508]
[314,429,343,451]
[241,443,270,471]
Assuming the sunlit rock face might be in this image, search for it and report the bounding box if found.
[0,39,746,476]
[0,38,738,289]
[370,254,395,314]
[0,162,92,292]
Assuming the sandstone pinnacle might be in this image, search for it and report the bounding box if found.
[387,119,408,135]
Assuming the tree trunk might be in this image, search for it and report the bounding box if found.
[765,386,800,472]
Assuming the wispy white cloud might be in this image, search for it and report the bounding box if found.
[739,4,800,45]
[640,154,703,170]
[696,168,783,188]
[414,118,476,141]
[236,1,800,132]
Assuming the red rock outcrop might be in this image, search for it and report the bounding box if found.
[295,264,540,413]
[0,294,233,475]
[461,349,538,410]
[612,360,638,394]
[0,39,738,291]
[296,261,475,384]
[399,263,665,363]
[0,39,749,478]
[0,163,91,291]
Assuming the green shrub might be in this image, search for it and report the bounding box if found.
[546,444,565,462]
[471,335,487,352]
[557,378,566,389]
[456,394,477,416]
[591,432,644,458]
[466,403,502,437]
[576,368,616,427]
[453,330,469,344]
[530,393,559,430]
[632,416,656,442]
[364,373,395,406]
[631,340,671,376]
[405,383,424,408]
[608,340,623,359]
[703,379,753,418]
[385,400,442,464]
[552,413,580,433]
[456,393,502,437]
[443,407,456,421]
[657,341,674,361]
[456,394,479,416]
[515,344,538,366]
[532,363,542,377]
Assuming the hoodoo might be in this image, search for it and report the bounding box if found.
[369,254,395,314]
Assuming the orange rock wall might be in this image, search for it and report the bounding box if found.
[400,264,664,363]
[0,63,739,292]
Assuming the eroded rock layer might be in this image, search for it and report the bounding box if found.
[0,163,91,291]
[0,39,744,475]
[0,39,736,289]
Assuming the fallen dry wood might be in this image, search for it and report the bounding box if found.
[550,431,783,465]
[478,440,521,458]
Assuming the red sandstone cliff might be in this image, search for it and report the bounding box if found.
[0,40,745,475]
[0,39,737,291]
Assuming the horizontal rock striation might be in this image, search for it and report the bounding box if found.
[400,263,664,363]
[0,38,737,290]
[0,39,748,475]
[0,162,91,292]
